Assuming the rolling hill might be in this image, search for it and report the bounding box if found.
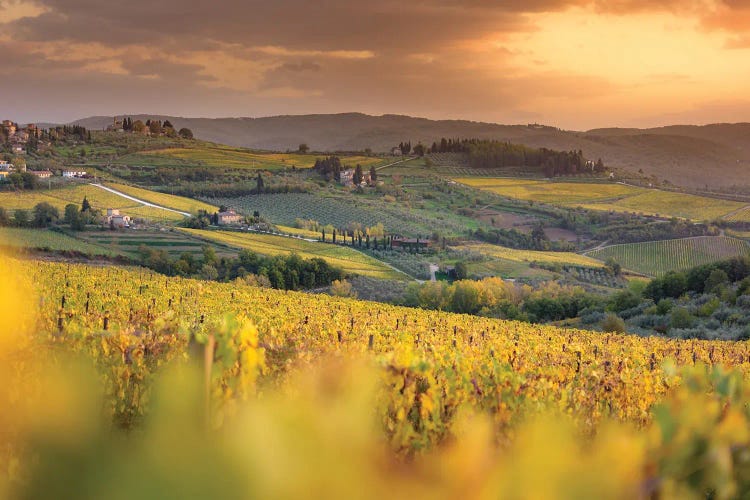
[67,113,750,189]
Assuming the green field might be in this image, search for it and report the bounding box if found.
[115,143,388,170]
[180,228,406,281]
[455,178,744,221]
[0,228,119,256]
[585,236,750,276]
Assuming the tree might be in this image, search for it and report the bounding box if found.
[369,166,377,183]
[132,120,146,133]
[704,269,729,294]
[412,143,426,156]
[0,207,10,227]
[454,262,468,280]
[33,202,59,228]
[81,197,91,212]
[13,209,29,227]
[149,120,162,135]
[202,246,217,266]
[298,143,309,154]
[604,258,622,276]
[64,204,79,224]
[256,172,265,192]
[178,128,193,139]
[353,164,363,186]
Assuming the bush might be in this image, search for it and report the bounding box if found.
[330,279,356,298]
[601,313,626,333]
[670,307,694,329]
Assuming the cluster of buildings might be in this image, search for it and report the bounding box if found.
[104,209,131,229]
[339,168,373,187]
[1,120,39,155]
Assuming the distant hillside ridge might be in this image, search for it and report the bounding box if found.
[67,113,750,189]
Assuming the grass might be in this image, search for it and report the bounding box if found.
[456,243,605,268]
[104,182,218,214]
[115,143,388,170]
[179,228,407,281]
[585,236,750,276]
[576,191,744,221]
[454,178,643,204]
[275,225,322,239]
[0,228,119,256]
[455,177,744,221]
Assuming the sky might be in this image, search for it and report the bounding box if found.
[1,0,749,129]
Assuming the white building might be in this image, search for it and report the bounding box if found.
[62,170,87,178]
[29,170,52,179]
[0,160,14,171]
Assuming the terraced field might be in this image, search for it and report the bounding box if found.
[78,229,234,258]
[0,228,119,255]
[585,236,750,276]
[179,228,407,280]
[455,178,744,221]
[115,144,386,170]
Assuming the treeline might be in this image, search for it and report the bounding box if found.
[119,117,193,139]
[0,198,100,230]
[425,138,605,177]
[595,218,714,244]
[165,183,308,199]
[473,226,575,251]
[138,246,344,290]
[313,156,344,181]
[644,257,750,302]
[0,203,61,228]
[403,278,601,321]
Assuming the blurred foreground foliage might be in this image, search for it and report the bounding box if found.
[2,258,750,499]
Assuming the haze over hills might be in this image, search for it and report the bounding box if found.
[67,113,750,189]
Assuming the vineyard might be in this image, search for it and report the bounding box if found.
[456,177,744,221]
[586,236,750,276]
[207,193,470,237]
[0,228,119,256]
[4,258,750,497]
[179,228,406,280]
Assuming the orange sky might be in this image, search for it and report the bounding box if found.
[1,0,749,128]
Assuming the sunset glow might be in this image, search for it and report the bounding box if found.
[1,0,748,127]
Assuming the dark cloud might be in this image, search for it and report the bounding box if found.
[1,0,748,127]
